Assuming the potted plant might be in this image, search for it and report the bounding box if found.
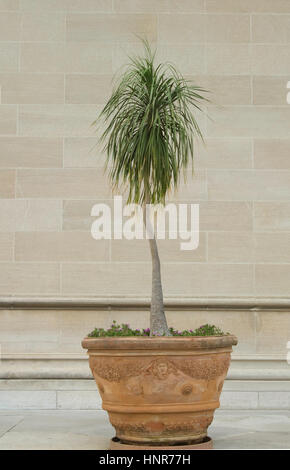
[82,42,237,450]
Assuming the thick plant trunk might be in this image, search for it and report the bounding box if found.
[148,236,171,336]
[143,201,171,336]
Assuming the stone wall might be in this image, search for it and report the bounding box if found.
[0,1,290,298]
[0,0,290,395]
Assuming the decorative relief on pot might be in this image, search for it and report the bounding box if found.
[173,354,230,381]
[109,421,147,435]
[110,413,213,436]
[163,415,213,434]
[181,384,193,395]
[90,357,178,383]
[145,358,177,380]
[90,354,230,384]
[90,358,142,382]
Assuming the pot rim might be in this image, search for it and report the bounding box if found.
[82,334,238,350]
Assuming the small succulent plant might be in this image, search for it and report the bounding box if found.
[88,321,225,338]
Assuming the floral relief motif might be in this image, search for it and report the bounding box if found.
[110,421,147,435]
[111,414,213,436]
[90,354,230,383]
[163,415,213,433]
[90,358,142,382]
[172,355,230,381]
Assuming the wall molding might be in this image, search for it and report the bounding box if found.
[1,357,289,381]
[1,296,290,311]
[1,378,290,410]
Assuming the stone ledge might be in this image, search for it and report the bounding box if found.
[0,379,289,411]
[1,358,290,380]
[1,296,290,310]
[0,354,290,381]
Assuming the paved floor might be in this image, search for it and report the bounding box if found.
[0,410,289,450]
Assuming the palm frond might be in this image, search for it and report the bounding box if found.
[96,40,208,205]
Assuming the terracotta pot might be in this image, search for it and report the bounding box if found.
[82,335,237,447]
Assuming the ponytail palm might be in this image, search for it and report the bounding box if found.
[97,42,207,336]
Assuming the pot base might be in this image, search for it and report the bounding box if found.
[109,436,213,450]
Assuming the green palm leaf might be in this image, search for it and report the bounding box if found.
[96,40,208,205]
